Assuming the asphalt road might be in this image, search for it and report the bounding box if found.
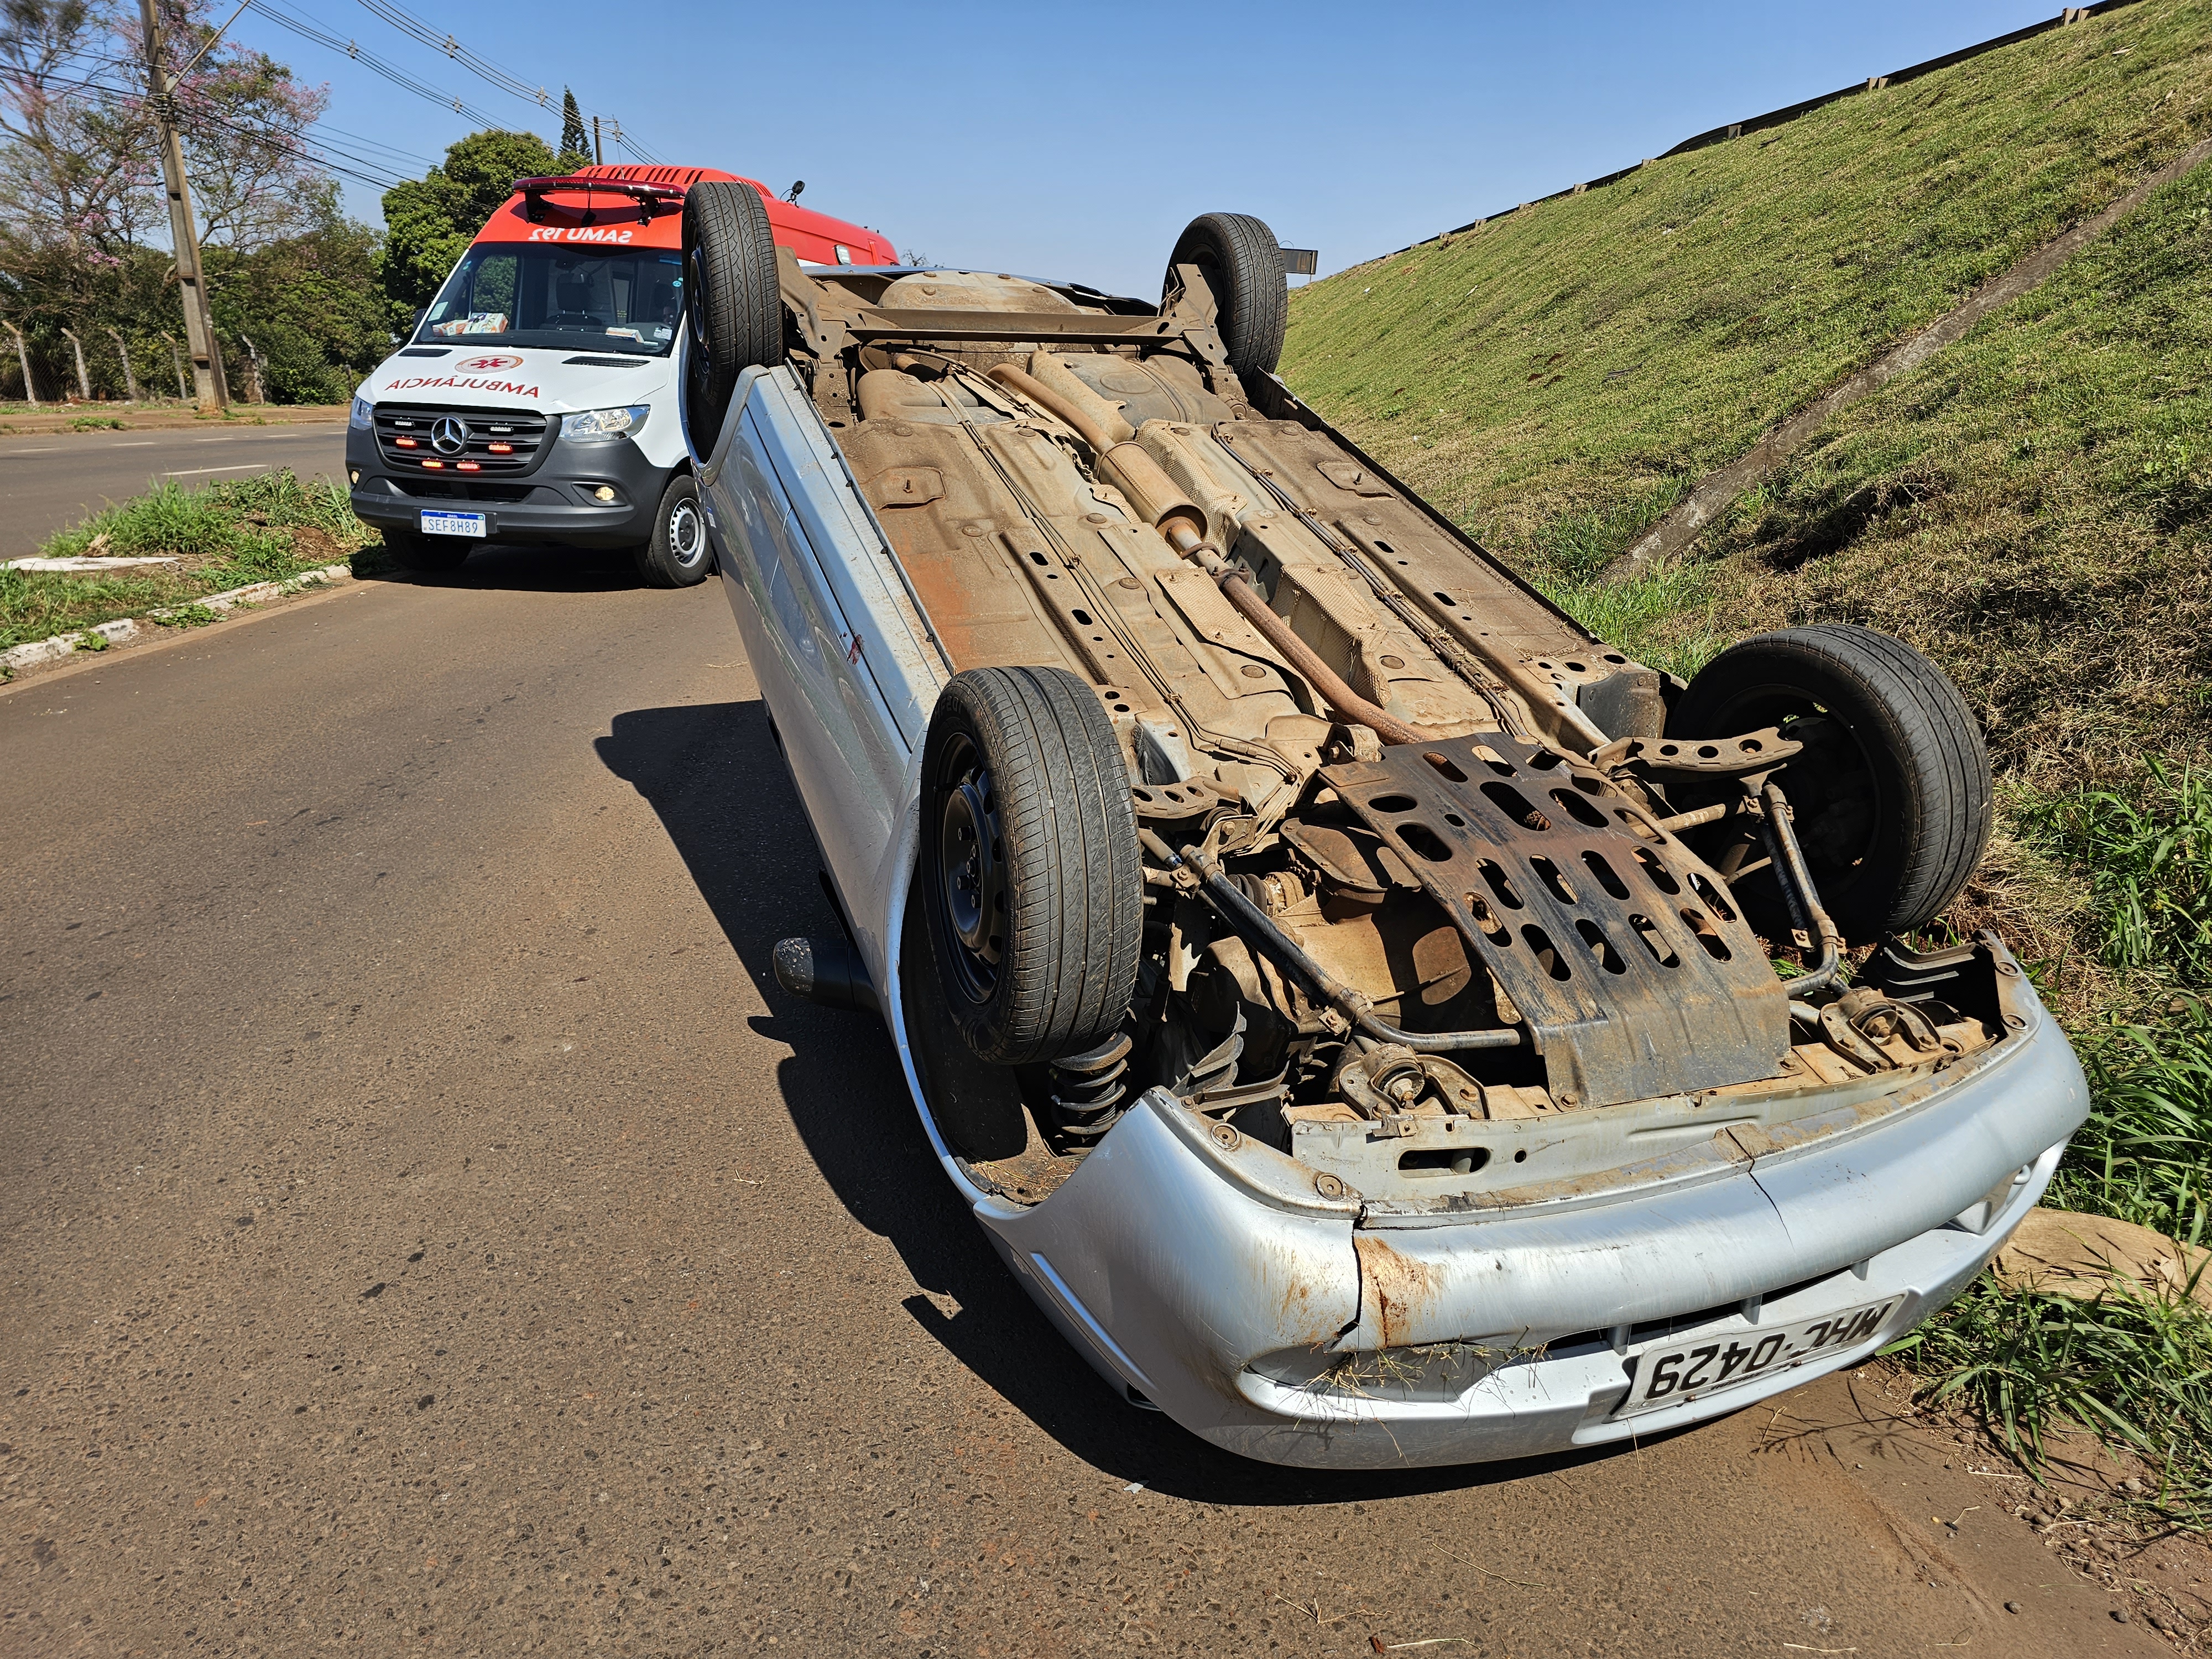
[0,423,347,557]
[0,547,2166,1656]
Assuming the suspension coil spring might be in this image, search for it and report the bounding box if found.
[1050,1032,1134,1144]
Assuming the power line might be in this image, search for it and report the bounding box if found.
[167,94,410,190]
[15,61,411,192]
[173,104,406,191]
[352,1,549,112]
[244,0,501,126]
[308,118,436,170]
[352,0,660,163]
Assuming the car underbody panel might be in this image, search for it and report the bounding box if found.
[690,249,2089,1467]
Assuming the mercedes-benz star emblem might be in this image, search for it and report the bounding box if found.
[430,415,469,455]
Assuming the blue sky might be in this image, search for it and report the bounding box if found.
[234,1,2069,296]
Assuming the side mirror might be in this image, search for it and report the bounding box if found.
[783,180,805,203]
[412,307,427,330]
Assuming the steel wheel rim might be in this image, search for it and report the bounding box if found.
[667,498,705,567]
[685,248,711,363]
[1702,684,1882,885]
[933,733,1005,1000]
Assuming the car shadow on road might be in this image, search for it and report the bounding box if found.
[597,697,1658,1506]
[354,540,648,593]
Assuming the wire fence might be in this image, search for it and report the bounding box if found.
[3,327,272,408]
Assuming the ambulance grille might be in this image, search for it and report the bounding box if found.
[374,405,550,477]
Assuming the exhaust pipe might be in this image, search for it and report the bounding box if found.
[986,358,1442,747]
[771,935,880,1015]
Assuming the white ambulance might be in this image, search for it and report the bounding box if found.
[346,165,896,585]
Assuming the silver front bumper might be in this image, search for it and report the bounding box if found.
[958,1001,2085,1469]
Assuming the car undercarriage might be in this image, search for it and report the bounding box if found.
[681,197,2085,1464]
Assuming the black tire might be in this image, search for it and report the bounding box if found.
[681,181,784,457]
[1163,212,1287,380]
[1668,624,1991,942]
[919,666,1144,1066]
[383,530,470,575]
[630,473,711,588]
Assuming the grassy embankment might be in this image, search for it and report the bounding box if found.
[0,469,378,658]
[1283,3,2212,1511]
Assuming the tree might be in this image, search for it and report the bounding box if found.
[0,0,156,262]
[166,37,336,252]
[207,220,389,403]
[0,0,384,403]
[376,128,561,315]
[1,2,337,261]
[559,87,588,168]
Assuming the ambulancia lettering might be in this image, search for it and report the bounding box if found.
[379,375,542,398]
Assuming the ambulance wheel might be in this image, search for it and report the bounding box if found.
[632,474,711,588]
[682,182,784,456]
[384,530,470,575]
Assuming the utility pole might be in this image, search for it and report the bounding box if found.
[3,321,33,405]
[107,328,139,401]
[139,0,226,410]
[591,114,603,165]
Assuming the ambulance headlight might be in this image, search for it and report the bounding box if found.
[562,405,649,442]
[349,396,373,430]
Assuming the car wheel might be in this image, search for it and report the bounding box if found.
[919,666,1144,1066]
[383,530,471,575]
[1162,212,1288,380]
[681,181,784,457]
[631,474,711,588]
[1668,624,1991,942]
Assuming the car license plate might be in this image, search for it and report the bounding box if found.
[421,510,486,538]
[1616,1298,1901,1416]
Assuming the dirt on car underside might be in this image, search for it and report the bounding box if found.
[766,251,2013,1207]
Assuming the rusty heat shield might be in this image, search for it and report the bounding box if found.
[1322,737,1790,1107]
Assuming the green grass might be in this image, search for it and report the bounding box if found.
[1281,0,2212,782]
[1683,159,2212,788]
[2023,765,2212,988]
[1889,1269,2212,1521]
[1284,0,2210,556]
[2051,1001,2212,1243]
[1,468,377,655]
[1896,794,2212,1512]
[1280,0,2212,1509]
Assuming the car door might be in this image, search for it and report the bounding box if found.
[701,367,947,972]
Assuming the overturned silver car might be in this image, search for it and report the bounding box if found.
[677,186,2086,1468]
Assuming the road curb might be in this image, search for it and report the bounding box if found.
[0,560,356,677]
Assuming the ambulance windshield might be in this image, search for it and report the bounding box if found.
[417,245,682,356]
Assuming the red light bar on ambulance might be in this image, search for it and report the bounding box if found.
[514,175,686,226]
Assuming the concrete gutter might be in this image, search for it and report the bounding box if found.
[0,561,355,678]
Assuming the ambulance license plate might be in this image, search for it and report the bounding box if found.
[1616,1298,1901,1416]
[421,510,486,538]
